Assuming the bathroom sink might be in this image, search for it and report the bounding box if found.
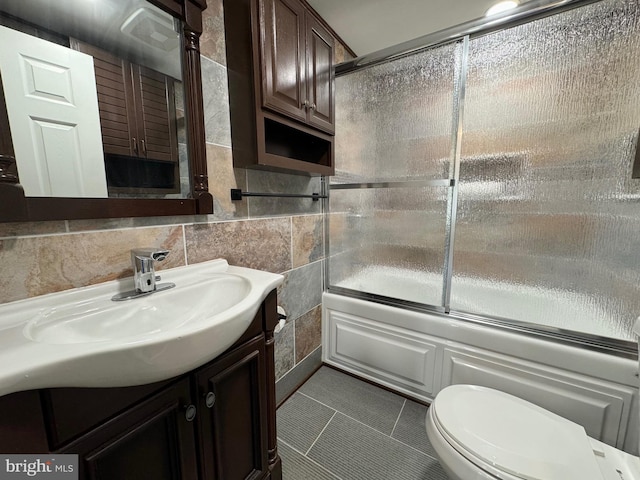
[23,274,251,344]
[0,259,283,396]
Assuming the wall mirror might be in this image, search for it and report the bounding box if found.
[0,0,212,222]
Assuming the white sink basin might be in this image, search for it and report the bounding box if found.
[24,274,251,344]
[0,259,283,396]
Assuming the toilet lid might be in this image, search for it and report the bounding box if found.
[432,385,604,480]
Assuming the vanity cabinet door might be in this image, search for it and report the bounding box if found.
[57,379,199,480]
[195,335,269,480]
[0,389,49,453]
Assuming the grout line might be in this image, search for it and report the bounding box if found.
[204,140,232,149]
[296,392,439,461]
[390,399,406,437]
[296,391,391,437]
[277,438,344,480]
[292,315,296,365]
[182,225,188,265]
[305,410,338,456]
[290,216,294,271]
[296,391,338,414]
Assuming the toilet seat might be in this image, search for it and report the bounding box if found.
[431,385,604,480]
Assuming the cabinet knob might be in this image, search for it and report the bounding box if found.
[205,392,216,408]
[132,137,138,155]
[184,404,197,422]
[310,103,316,110]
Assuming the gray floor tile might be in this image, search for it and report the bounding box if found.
[277,392,336,453]
[392,400,439,459]
[308,413,449,480]
[279,441,341,480]
[298,367,405,435]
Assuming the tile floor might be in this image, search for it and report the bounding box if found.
[276,366,449,480]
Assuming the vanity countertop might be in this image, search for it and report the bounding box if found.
[0,259,283,397]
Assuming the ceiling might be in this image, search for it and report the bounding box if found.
[306,0,531,57]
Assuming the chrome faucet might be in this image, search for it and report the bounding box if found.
[132,248,169,293]
[112,248,176,301]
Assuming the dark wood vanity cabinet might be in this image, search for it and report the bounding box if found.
[195,336,269,480]
[261,0,335,134]
[57,379,200,480]
[0,291,282,480]
[223,0,335,175]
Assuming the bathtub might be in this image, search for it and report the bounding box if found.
[333,265,633,340]
[322,289,640,454]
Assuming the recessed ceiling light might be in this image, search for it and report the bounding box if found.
[485,0,520,16]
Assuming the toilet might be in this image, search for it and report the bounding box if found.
[426,318,640,480]
[426,384,640,479]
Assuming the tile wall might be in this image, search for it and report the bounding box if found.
[0,0,353,382]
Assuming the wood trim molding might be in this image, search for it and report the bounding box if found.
[183,28,207,194]
[262,290,283,480]
[0,0,213,222]
[187,0,209,16]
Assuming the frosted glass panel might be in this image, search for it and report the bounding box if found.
[329,186,449,306]
[451,0,640,340]
[330,40,459,306]
[333,42,461,183]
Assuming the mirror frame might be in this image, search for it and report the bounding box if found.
[0,0,213,222]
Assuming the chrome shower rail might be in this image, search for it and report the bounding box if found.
[329,179,454,190]
[336,0,600,76]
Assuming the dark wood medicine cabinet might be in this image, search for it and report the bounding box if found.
[0,0,213,223]
[223,0,337,176]
[71,39,181,195]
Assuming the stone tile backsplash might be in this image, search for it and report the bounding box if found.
[205,143,248,220]
[295,305,322,363]
[277,261,323,322]
[275,320,295,380]
[201,56,231,147]
[185,218,292,273]
[200,0,227,67]
[0,226,185,304]
[292,215,323,268]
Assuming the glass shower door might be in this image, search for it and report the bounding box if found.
[328,41,462,308]
[450,0,640,340]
